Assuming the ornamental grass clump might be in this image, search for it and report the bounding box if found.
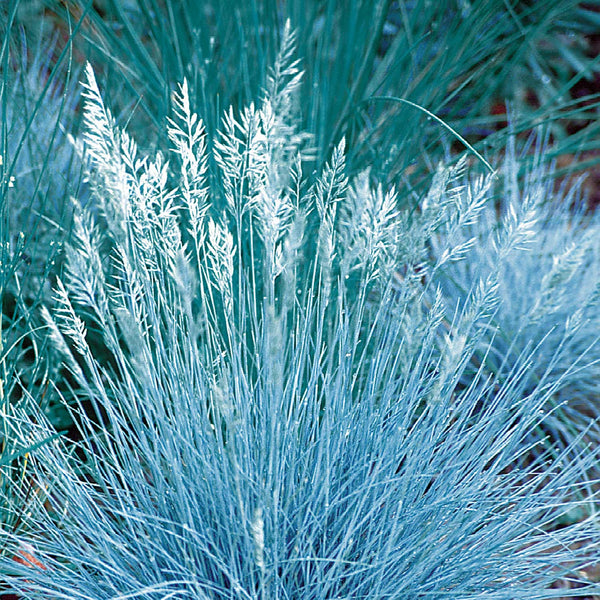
[1,24,599,599]
[0,23,82,572]
[429,135,600,472]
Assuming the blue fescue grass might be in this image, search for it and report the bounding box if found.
[0,6,84,562]
[1,27,599,598]
[431,133,600,465]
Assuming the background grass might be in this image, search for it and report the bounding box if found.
[11,1,600,176]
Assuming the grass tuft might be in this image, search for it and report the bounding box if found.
[1,28,599,598]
